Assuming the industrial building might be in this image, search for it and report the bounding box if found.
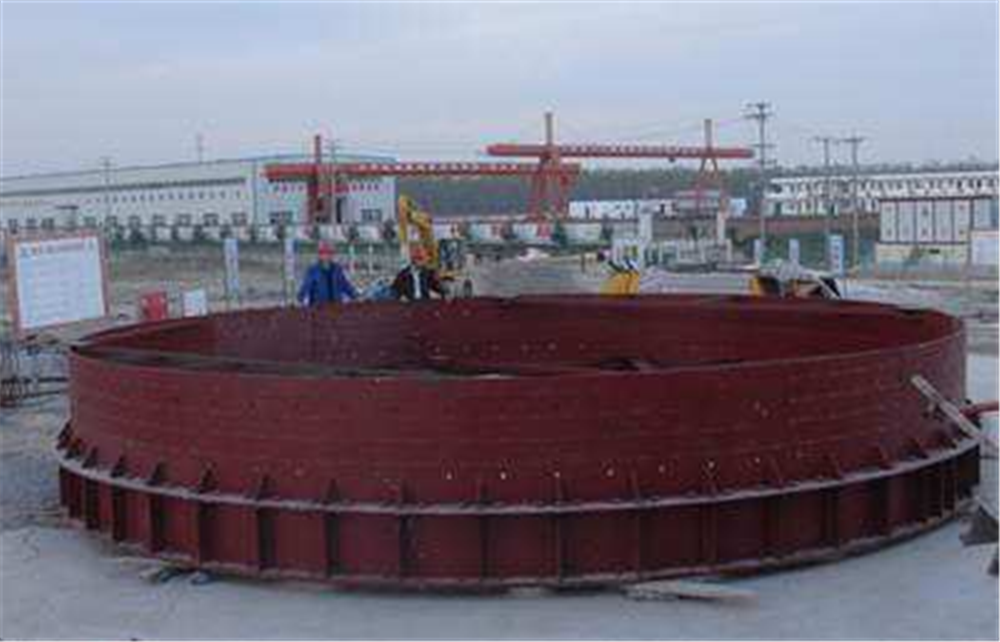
[568,196,747,221]
[0,153,396,235]
[876,194,999,268]
[767,169,998,217]
[568,199,652,220]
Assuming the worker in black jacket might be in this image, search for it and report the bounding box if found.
[391,246,446,301]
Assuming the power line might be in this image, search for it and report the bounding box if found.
[566,117,707,142]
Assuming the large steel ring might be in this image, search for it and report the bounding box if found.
[58,295,978,589]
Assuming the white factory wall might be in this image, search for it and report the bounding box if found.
[971,230,999,266]
[467,222,506,243]
[431,223,460,240]
[570,197,744,221]
[768,169,998,217]
[875,195,998,268]
[637,199,674,217]
[564,222,602,244]
[879,197,997,245]
[0,153,396,234]
[511,222,554,244]
[874,243,970,267]
[727,198,749,217]
[568,200,638,221]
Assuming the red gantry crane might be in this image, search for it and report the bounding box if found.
[266,114,753,224]
[486,112,754,220]
[264,135,583,224]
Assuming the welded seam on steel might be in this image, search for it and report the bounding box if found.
[56,435,978,517]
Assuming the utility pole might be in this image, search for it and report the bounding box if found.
[813,136,838,270]
[326,137,340,224]
[100,156,113,224]
[325,138,338,164]
[195,133,205,164]
[744,102,774,259]
[839,135,866,271]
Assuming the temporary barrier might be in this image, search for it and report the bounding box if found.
[138,291,169,322]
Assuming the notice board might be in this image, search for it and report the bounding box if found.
[6,232,109,335]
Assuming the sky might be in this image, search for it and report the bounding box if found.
[1,1,998,176]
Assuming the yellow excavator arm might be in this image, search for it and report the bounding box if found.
[397,194,440,270]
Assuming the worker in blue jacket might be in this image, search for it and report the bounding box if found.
[297,241,358,306]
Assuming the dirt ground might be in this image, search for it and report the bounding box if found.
[1,245,997,639]
[2,244,995,346]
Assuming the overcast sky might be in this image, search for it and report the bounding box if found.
[1,2,997,176]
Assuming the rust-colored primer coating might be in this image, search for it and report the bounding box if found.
[59,295,977,589]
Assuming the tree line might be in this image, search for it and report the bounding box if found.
[397,168,759,216]
[397,161,998,217]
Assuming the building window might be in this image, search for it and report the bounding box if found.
[152,215,167,226]
[203,213,220,226]
[105,216,119,227]
[269,211,293,225]
[7,219,19,232]
[41,218,56,230]
[177,214,193,226]
[128,216,142,228]
[231,212,248,226]
[83,216,98,228]
[25,218,38,229]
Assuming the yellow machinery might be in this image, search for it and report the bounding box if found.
[601,259,642,296]
[397,194,470,292]
[748,263,841,299]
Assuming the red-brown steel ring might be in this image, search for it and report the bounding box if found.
[58,294,979,589]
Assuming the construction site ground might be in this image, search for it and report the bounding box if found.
[1,245,997,640]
